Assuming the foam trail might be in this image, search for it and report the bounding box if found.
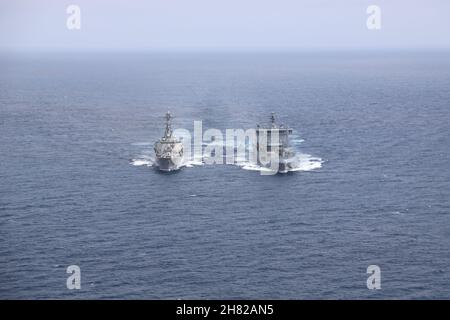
[238,153,323,173]
[241,163,274,172]
[130,145,155,166]
[182,160,204,168]
[130,148,204,169]
[131,141,322,173]
[288,154,323,171]
[130,157,153,167]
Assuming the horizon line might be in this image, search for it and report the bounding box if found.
[2,47,450,54]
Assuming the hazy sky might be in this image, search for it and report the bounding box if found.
[1,0,449,51]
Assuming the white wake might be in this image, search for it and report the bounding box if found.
[235,153,323,173]
[131,139,322,173]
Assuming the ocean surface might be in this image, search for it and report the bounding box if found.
[0,52,449,299]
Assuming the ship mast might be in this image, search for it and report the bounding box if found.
[271,112,277,128]
[164,111,173,138]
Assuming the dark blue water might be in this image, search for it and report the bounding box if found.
[1,52,449,299]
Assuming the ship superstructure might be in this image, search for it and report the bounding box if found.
[255,112,296,173]
[154,111,183,171]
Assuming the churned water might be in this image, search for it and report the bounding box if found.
[0,52,449,299]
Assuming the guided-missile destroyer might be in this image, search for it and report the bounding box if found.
[256,112,296,173]
[154,111,183,171]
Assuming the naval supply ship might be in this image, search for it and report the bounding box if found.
[154,111,184,171]
[256,112,296,173]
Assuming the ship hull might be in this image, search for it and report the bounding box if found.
[278,161,289,174]
[156,156,183,171]
[257,157,294,173]
[255,113,296,174]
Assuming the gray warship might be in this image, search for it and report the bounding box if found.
[154,111,184,171]
[256,112,296,173]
